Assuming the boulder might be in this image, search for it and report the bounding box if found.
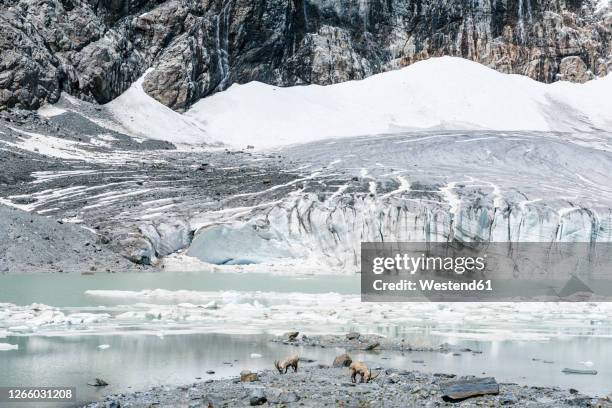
[249,388,267,406]
[440,377,499,402]
[117,236,156,265]
[87,378,109,387]
[558,56,594,83]
[285,331,299,341]
[332,353,352,367]
[346,332,360,340]
[561,368,598,375]
[240,370,259,382]
[265,389,300,404]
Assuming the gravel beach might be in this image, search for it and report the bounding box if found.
[84,365,611,408]
[83,334,612,407]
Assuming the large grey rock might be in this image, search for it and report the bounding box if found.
[332,353,352,367]
[117,235,157,265]
[558,56,594,83]
[440,377,500,402]
[240,370,259,382]
[265,389,300,404]
[249,388,267,406]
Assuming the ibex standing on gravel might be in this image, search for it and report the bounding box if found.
[349,361,379,383]
[274,354,299,374]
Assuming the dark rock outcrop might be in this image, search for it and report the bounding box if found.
[1,0,610,111]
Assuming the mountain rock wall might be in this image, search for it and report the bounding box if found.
[1,0,610,111]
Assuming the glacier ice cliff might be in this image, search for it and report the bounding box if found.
[186,131,612,272]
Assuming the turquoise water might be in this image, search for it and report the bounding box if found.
[0,271,360,307]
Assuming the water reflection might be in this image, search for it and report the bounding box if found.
[1,332,611,407]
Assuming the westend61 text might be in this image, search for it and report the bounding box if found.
[373,279,493,292]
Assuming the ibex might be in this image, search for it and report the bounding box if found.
[349,361,379,383]
[274,354,299,374]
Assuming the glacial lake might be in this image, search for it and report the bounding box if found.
[1,271,611,406]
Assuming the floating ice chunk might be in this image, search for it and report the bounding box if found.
[29,310,66,326]
[145,310,166,320]
[0,343,18,351]
[178,303,197,309]
[203,301,218,310]
[98,344,111,350]
[66,313,111,325]
[8,326,32,333]
[115,311,144,320]
[250,353,262,358]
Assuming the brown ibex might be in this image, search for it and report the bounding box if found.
[274,354,299,374]
[349,361,380,383]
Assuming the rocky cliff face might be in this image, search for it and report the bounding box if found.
[1,0,610,111]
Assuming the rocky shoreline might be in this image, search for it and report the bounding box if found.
[271,333,482,354]
[84,334,612,407]
[84,366,610,408]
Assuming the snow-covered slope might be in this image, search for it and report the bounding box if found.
[100,57,612,148]
[185,57,612,147]
[105,72,210,144]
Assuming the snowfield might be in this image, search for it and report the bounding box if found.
[105,70,211,144]
[102,57,612,147]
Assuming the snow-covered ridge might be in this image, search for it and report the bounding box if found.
[98,57,612,147]
[187,57,611,147]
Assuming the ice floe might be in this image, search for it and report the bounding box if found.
[0,343,18,351]
[2,293,612,342]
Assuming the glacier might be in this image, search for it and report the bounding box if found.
[14,56,612,273]
[183,131,612,273]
